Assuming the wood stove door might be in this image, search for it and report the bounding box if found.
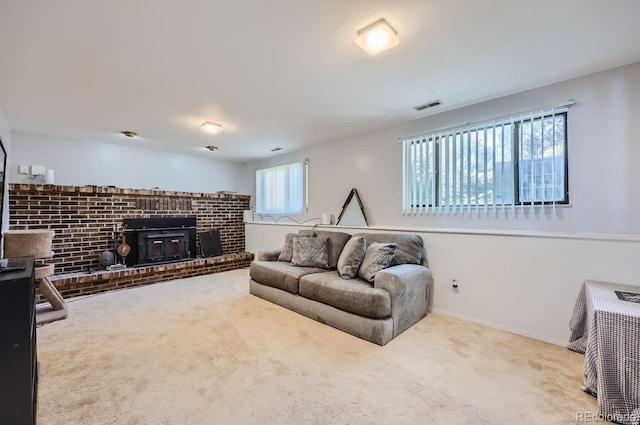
[165,237,184,260]
[142,231,188,263]
[146,238,165,262]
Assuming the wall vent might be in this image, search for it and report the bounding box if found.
[414,100,442,111]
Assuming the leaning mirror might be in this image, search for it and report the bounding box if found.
[336,188,368,227]
[0,137,5,234]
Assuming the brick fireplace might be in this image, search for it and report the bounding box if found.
[8,184,254,299]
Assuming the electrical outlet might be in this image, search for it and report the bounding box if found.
[18,165,29,174]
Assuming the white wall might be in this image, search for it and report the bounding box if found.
[246,223,640,345]
[243,62,640,345]
[242,62,640,235]
[9,131,246,194]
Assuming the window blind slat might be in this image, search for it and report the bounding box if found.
[500,121,505,212]
[483,124,488,214]
[431,138,437,215]
[458,131,464,214]
[519,115,524,210]
[444,133,449,214]
[466,126,471,215]
[424,138,429,214]
[426,138,431,215]
[402,139,408,213]
[551,109,557,210]
[452,132,457,214]
[529,115,534,211]
[411,140,417,214]
[415,139,421,214]
[541,114,546,204]
[491,122,496,215]
[475,131,479,215]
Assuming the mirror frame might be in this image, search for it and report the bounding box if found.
[336,188,368,227]
[0,136,6,235]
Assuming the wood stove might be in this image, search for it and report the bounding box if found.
[123,217,196,267]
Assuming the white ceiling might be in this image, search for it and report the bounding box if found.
[1,0,640,162]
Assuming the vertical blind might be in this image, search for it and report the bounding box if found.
[401,102,573,215]
[256,161,304,214]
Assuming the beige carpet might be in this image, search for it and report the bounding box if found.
[36,268,603,425]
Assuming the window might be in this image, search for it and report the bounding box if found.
[256,162,305,214]
[402,106,569,214]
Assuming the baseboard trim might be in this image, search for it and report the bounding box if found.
[430,308,567,347]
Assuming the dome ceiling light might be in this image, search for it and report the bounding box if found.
[201,121,224,134]
[355,18,399,56]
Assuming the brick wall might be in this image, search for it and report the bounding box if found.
[8,184,251,275]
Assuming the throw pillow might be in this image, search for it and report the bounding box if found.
[291,236,330,269]
[278,233,298,262]
[337,236,366,279]
[312,230,351,269]
[357,242,397,283]
[295,230,351,269]
[353,233,424,266]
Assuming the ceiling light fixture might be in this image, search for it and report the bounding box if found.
[120,130,138,138]
[201,121,223,134]
[206,145,218,151]
[355,18,399,56]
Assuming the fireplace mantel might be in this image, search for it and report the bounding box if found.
[8,183,250,201]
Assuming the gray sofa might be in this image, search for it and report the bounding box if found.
[249,230,433,345]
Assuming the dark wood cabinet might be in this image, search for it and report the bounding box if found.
[0,256,36,425]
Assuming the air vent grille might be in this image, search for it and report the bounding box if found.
[414,100,442,111]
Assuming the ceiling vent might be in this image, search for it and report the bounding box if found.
[414,100,442,111]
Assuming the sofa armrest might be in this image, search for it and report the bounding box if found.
[257,249,281,261]
[374,264,433,337]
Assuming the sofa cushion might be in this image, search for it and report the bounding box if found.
[354,233,424,266]
[278,233,312,262]
[299,271,391,319]
[298,230,351,269]
[357,242,397,283]
[337,235,366,279]
[250,260,327,294]
[291,236,330,268]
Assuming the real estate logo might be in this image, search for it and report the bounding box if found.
[576,411,640,423]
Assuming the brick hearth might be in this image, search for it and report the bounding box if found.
[49,253,253,299]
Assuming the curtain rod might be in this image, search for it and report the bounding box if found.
[399,99,576,142]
